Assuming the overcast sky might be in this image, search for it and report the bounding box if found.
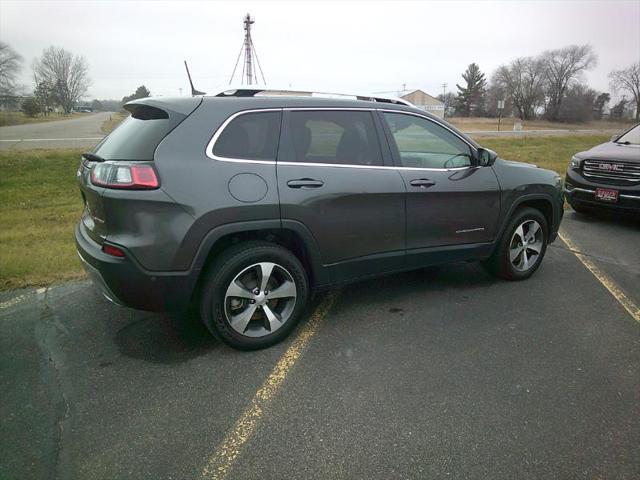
[1,0,639,101]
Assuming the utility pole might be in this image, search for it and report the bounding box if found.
[441,83,447,118]
[229,13,267,85]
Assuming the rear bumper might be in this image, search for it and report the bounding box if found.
[564,169,640,212]
[75,223,199,312]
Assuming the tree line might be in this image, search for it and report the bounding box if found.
[439,45,639,122]
[1,41,638,121]
[0,42,151,117]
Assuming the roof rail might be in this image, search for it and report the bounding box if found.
[211,87,415,107]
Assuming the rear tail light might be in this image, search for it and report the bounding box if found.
[91,162,159,190]
[102,244,126,257]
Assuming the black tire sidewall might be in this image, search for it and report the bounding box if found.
[495,208,549,281]
[200,242,309,350]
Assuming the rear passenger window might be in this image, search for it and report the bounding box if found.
[288,111,382,166]
[213,111,281,160]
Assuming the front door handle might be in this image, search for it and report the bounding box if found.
[287,178,325,189]
[409,178,436,188]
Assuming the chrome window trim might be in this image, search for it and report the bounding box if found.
[205,108,282,165]
[276,161,470,172]
[205,107,477,172]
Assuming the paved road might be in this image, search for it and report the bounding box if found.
[1,211,638,480]
[0,112,112,150]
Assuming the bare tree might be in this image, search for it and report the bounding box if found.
[494,57,546,120]
[0,42,23,96]
[541,45,597,121]
[32,46,91,113]
[609,62,640,121]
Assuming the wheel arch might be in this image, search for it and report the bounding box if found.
[497,193,556,242]
[190,220,328,300]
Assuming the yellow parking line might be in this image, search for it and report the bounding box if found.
[201,290,341,480]
[559,231,640,323]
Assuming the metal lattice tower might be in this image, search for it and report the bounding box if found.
[229,13,266,85]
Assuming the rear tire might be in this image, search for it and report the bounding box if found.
[199,241,309,350]
[488,207,548,281]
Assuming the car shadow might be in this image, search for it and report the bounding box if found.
[569,207,640,229]
[113,262,498,363]
[328,261,497,315]
[114,307,219,364]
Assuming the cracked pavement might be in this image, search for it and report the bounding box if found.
[1,210,638,480]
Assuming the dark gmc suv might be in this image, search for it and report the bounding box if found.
[564,123,640,214]
[76,90,564,349]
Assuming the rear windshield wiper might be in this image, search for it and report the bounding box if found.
[82,152,106,162]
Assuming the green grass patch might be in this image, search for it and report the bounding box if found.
[479,135,609,177]
[0,134,611,290]
[0,149,85,289]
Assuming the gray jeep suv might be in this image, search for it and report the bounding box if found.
[76,90,564,349]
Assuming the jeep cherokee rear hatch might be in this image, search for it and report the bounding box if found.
[77,97,201,245]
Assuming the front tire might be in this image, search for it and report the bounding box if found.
[199,241,309,350]
[488,207,548,281]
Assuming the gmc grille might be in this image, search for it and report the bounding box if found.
[582,160,640,184]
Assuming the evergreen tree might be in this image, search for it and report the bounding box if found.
[455,63,487,116]
[593,92,610,120]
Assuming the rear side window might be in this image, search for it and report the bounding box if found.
[94,105,185,161]
[288,111,382,166]
[213,111,281,160]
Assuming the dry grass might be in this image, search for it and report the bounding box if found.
[0,111,87,127]
[449,116,633,133]
[0,149,85,290]
[101,112,128,134]
[480,134,609,177]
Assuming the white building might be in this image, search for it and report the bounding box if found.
[399,89,445,118]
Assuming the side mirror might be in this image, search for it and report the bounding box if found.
[477,148,497,167]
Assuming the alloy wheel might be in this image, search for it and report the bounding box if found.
[509,220,544,272]
[224,262,297,337]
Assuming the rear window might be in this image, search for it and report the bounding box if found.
[212,111,281,160]
[93,106,185,161]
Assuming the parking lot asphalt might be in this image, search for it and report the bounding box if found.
[1,211,638,480]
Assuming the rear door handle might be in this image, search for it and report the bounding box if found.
[287,178,325,189]
[409,178,436,188]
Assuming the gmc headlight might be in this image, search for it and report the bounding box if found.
[569,156,582,170]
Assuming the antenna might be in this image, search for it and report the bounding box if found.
[184,60,206,96]
[229,13,266,85]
